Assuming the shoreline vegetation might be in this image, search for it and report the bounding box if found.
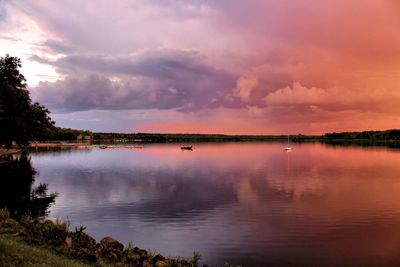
[91,129,400,143]
[0,208,209,267]
[28,128,400,144]
[2,129,400,155]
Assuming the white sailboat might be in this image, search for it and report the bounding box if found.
[283,135,292,151]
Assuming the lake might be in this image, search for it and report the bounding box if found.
[29,142,400,266]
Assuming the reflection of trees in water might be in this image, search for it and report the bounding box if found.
[0,152,57,218]
[322,140,400,149]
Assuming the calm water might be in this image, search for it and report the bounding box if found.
[30,142,400,266]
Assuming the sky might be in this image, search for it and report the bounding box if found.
[1,0,400,134]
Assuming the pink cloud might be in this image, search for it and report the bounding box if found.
[3,0,400,133]
[265,82,328,106]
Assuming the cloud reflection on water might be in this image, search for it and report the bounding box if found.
[31,143,400,266]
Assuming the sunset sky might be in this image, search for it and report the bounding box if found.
[1,0,400,134]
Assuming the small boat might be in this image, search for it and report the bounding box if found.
[181,146,193,150]
[99,145,108,149]
[283,135,292,151]
[134,145,143,149]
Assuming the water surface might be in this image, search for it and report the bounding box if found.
[30,142,400,266]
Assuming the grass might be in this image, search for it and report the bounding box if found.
[0,234,95,267]
[0,208,204,267]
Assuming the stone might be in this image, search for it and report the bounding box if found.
[126,254,141,264]
[155,260,169,267]
[153,254,166,262]
[100,236,124,251]
[133,246,148,257]
[109,251,120,262]
[142,259,152,267]
[97,237,125,262]
[102,248,123,262]
[65,236,72,248]
[71,231,96,248]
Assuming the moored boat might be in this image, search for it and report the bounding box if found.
[283,135,292,152]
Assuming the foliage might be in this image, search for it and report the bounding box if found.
[0,208,10,221]
[0,55,55,148]
[24,219,69,247]
[93,132,317,143]
[191,251,202,265]
[323,129,400,141]
[50,127,93,141]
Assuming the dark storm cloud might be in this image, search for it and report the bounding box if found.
[33,49,226,78]
[31,50,238,112]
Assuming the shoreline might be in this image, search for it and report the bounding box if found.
[0,209,205,267]
[0,149,22,159]
[30,142,91,147]
[2,137,400,157]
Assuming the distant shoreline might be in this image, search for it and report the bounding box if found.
[3,129,400,154]
[91,133,320,143]
[29,142,91,147]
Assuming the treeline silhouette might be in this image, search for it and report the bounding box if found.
[46,127,93,141]
[92,133,317,143]
[322,129,400,141]
[0,55,54,148]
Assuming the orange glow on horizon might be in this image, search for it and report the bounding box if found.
[3,1,400,133]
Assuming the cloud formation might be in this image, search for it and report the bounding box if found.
[31,49,236,112]
[2,0,400,133]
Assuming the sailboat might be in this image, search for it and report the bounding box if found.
[283,135,292,151]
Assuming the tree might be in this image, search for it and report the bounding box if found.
[0,55,55,148]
